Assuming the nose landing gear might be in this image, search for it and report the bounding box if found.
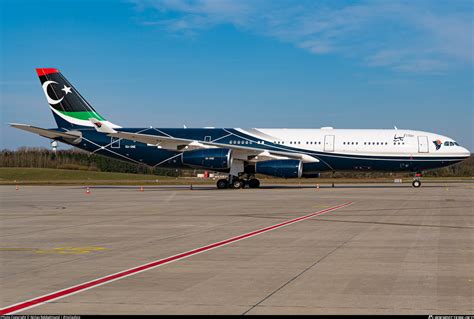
[412,179,421,188]
[412,172,422,188]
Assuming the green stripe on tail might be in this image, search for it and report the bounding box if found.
[59,111,105,121]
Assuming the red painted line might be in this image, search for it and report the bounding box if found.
[0,202,352,315]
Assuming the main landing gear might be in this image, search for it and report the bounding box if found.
[216,175,260,189]
[412,172,422,188]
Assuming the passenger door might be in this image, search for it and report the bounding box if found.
[324,135,335,152]
[417,136,429,153]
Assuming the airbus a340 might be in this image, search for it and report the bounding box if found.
[11,68,470,188]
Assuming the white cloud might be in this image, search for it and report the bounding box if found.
[131,0,473,72]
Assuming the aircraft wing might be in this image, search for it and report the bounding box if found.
[88,119,318,163]
[10,123,82,141]
[109,130,319,163]
[111,131,193,147]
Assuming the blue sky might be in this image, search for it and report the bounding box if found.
[1,0,473,150]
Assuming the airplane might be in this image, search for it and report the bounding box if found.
[11,68,471,189]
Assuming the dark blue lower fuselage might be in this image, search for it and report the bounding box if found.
[55,127,467,174]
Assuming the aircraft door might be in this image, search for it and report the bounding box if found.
[417,136,429,153]
[324,135,335,152]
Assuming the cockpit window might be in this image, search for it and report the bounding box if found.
[449,142,455,146]
[454,142,460,146]
[444,141,450,146]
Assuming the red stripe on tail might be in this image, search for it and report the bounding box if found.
[36,68,59,76]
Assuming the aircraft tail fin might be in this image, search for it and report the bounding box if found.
[35,68,120,129]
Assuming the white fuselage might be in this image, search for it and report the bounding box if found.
[236,128,470,159]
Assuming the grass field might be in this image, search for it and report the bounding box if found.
[0,168,182,185]
[0,167,472,185]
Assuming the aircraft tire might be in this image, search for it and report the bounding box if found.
[412,180,421,188]
[231,179,244,189]
[248,179,260,188]
[217,179,229,189]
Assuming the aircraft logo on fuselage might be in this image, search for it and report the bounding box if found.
[433,139,442,150]
[393,134,406,143]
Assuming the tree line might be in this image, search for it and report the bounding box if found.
[1,148,473,177]
[0,148,186,176]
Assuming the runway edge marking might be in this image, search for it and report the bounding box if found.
[0,201,353,315]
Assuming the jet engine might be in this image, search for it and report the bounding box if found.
[255,159,303,178]
[181,148,232,170]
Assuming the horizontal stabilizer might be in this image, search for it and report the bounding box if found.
[10,123,82,141]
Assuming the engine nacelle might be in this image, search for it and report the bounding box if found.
[181,148,232,170]
[255,159,303,178]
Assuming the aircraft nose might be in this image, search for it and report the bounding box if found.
[459,146,471,157]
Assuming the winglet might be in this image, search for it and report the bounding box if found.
[89,118,117,134]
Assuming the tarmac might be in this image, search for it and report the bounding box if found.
[0,182,473,314]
